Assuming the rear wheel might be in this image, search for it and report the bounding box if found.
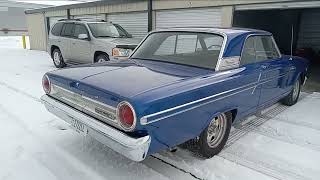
[197,112,232,158]
[95,53,109,63]
[281,78,301,106]
[52,49,66,68]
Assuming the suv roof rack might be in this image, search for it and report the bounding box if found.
[58,18,106,22]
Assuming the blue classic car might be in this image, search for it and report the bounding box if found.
[41,27,308,161]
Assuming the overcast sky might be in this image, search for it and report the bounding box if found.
[13,0,97,6]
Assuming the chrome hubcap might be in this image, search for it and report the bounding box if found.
[292,80,300,100]
[53,52,61,65]
[207,114,227,148]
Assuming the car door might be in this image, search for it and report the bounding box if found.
[70,24,92,63]
[237,36,263,116]
[59,23,75,60]
[254,36,291,106]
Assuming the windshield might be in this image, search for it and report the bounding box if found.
[88,23,131,38]
[131,32,224,69]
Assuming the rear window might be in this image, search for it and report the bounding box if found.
[51,22,63,36]
[131,32,224,69]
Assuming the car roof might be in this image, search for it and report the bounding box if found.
[155,27,271,36]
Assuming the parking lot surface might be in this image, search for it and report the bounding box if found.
[0,38,319,180]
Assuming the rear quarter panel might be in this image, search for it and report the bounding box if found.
[132,68,260,154]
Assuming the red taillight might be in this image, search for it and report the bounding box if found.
[117,102,136,131]
[42,75,51,94]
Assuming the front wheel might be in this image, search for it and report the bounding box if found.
[281,78,301,106]
[95,54,109,63]
[197,112,232,158]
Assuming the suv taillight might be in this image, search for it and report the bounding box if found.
[42,75,51,94]
[117,101,136,131]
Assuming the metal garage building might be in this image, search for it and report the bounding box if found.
[25,0,320,54]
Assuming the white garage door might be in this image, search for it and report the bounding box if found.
[107,12,148,38]
[155,8,222,29]
[49,16,66,30]
[297,9,320,51]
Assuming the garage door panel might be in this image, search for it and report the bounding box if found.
[107,12,147,38]
[156,8,222,29]
[298,10,320,51]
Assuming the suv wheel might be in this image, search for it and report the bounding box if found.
[52,49,66,68]
[95,54,109,63]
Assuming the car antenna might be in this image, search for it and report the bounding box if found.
[290,24,294,60]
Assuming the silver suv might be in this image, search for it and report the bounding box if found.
[48,19,141,68]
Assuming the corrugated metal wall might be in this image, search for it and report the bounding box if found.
[26,13,47,50]
[107,12,148,38]
[155,7,222,29]
[297,9,320,51]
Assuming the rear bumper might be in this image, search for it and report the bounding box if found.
[41,95,151,162]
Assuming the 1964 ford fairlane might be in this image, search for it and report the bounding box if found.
[41,27,308,161]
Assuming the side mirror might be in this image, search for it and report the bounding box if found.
[78,34,89,40]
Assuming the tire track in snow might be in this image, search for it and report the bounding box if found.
[219,93,314,180]
[226,93,310,149]
[0,81,40,102]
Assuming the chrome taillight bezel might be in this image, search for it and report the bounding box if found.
[42,74,51,94]
[116,101,137,132]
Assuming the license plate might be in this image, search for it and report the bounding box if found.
[70,118,88,136]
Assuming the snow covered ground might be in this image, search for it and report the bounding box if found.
[0,37,320,180]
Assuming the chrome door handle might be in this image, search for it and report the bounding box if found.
[261,65,268,69]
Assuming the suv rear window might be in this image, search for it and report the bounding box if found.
[61,23,74,37]
[51,22,63,36]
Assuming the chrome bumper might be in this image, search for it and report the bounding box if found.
[41,95,151,162]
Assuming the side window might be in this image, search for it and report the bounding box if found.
[255,36,280,62]
[51,23,63,36]
[241,35,281,66]
[74,24,88,38]
[241,36,256,65]
[61,23,74,37]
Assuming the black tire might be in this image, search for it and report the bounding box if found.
[281,78,301,106]
[197,112,232,158]
[95,53,109,63]
[52,48,66,68]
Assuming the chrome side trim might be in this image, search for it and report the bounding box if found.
[41,95,151,162]
[141,74,287,125]
[140,81,256,125]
